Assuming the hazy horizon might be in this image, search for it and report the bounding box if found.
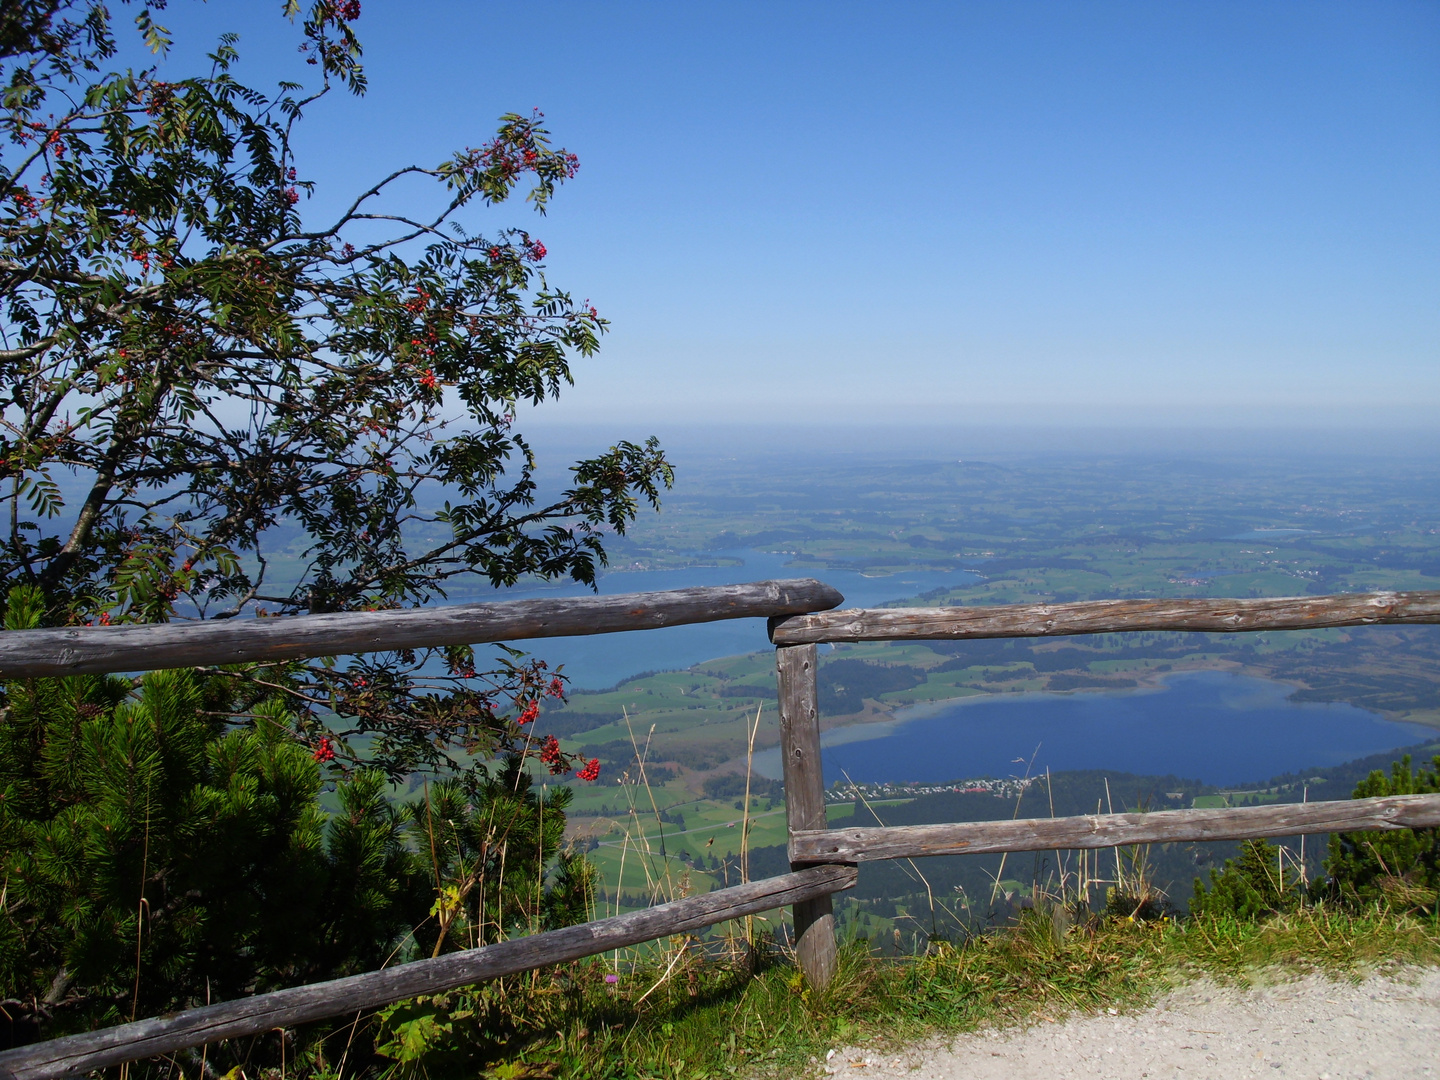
[141,1,1439,428]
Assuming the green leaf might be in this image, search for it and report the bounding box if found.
[375,1012,453,1062]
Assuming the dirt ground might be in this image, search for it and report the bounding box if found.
[816,968,1440,1079]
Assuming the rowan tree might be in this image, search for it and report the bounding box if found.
[0,1,671,775]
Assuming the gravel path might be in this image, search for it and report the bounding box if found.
[818,968,1440,1079]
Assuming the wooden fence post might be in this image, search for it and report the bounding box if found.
[775,643,839,988]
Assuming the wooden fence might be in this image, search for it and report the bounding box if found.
[2,584,1439,1079]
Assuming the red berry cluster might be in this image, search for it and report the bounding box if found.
[539,734,565,774]
[465,112,581,184]
[517,699,539,725]
[408,327,440,359]
[313,737,336,763]
[576,758,601,782]
[145,82,174,118]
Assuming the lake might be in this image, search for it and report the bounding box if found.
[475,549,975,689]
[750,670,1433,788]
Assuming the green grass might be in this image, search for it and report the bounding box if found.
[360,907,1440,1080]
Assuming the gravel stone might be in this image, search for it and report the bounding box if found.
[817,968,1440,1079]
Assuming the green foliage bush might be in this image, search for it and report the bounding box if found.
[1190,839,1305,920]
[1323,754,1440,913]
[0,587,422,1040]
[1192,755,1440,920]
[0,585,595,1049]
[404,763,593,957]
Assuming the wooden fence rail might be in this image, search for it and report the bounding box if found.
[768,589,1440,984]
[789,793,1440,863]
[0,579,843,678]
[769,589,1440,645]
[0,865,858,1080]
[7,584,1440,1075]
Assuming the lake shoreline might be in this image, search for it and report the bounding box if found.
[750,667,1434,787]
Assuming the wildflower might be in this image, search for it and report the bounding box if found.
[577,758,601,782]
[313,737,336,763]
[604,974,619,984]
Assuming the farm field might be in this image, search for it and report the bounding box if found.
[482,447,1440,928]
[515,450,1440,790]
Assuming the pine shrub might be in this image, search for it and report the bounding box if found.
[0,586,595,1050]
[1191,839,1305,920]
[1323,754,1440,913]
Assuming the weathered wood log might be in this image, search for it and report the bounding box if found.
[0,864,857,1080]
[0,579,844,679]
[776,643,839,989]
[769,590,1440,645]
[789,793,1440,863]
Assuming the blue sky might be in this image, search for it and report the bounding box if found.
[154,1,1438,429]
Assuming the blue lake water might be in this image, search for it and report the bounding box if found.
[471,550,973,689]
[751,670,1434,788]
[443,551,1435,788]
